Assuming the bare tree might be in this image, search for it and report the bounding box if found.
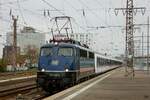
[25,45,39,68]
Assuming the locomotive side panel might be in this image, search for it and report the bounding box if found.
[79,49,95,79]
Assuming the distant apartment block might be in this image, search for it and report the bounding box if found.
[69,33,94,49]
[3,46,20,64]
[6,27,45,54]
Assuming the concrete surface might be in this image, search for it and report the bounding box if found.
[44,67,150,100]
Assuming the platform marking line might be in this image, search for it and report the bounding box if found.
[62,72,113,100]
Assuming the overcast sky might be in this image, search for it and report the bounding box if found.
[0,0,150,58]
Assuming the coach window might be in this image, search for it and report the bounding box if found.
[102,59,105,65]
[89,52,94,59]
[98,58,101,66]
[106,59,108,65]
[108,60,110,65]
[80,49,87,58]
[99,58,101,65]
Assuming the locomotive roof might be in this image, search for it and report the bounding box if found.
[41,42,80,48]
[41,42,93,52]
[41,43,123,63]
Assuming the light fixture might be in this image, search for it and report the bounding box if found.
[65,68,69,72]
[41,68,45,72]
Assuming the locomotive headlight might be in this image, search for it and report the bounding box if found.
[65,68,69,72]
[64,64,69,72]
[41,68,45,72]
[54,42,58,45]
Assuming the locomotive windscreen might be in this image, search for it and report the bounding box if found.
[40,47,52,56]
[58,47,73,57]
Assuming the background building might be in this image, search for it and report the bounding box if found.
[69,33,94,49]
[3,46,20,64]
[6,27,46,54]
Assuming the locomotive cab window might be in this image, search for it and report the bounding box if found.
[58,47,73,57]
[40,48,52,56]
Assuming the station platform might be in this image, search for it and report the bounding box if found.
[44,67,150,100]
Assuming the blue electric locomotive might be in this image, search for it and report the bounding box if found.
[37,39,122,92]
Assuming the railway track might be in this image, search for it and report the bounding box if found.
[0,70,36,76]
[0,74,55,100]
[0,70,37,80]
[0,83,36,97]
[0,84,50,100]
[0,75,41,100]
[0,83,69,100]
[0,75,52,100]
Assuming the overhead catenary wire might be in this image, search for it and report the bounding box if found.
[1,1,72,34]
[1,2,51,33]
[41,0,65,16]
[2,0,145,34]
[0,16,47,34]
[40,0,88,32]
[78,0,102,23]
[2,0,51,27]
[94,0,119,42]
[64,0,93,32]
[17,0,27,25]
[95,0,109,25]
[77,0,115,34]
[78,0,107,24]
[0,0,30,6]
[3,2,46,19]
[2,0,119,34]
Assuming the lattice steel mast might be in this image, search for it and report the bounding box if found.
[125,0,134,76]
[115,0,146,77]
